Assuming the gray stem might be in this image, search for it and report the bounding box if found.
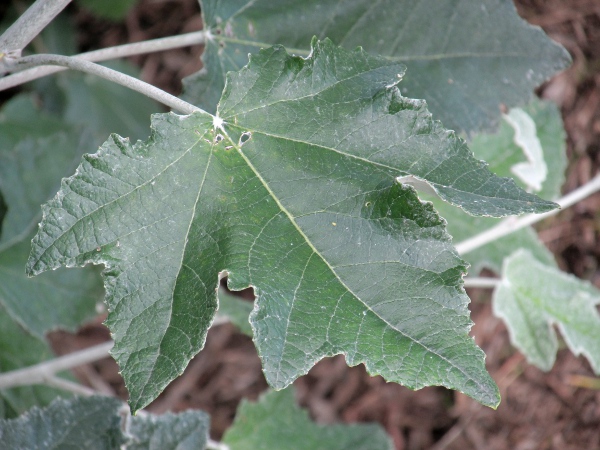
[14,54,202,115]
[455,173,600,255]
[44,376,98,396]
[462,277,500,289]
[0,318,230,391]
[0,341,114,389]
[0,31,207,91]
[0,0,71,64]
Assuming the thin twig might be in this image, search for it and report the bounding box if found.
[44,376,98,396]
[0,315,231,391]
[455,173,600,255]
[462,277,500,289]
[0,31,207,91]
[0,341,113,390]
[0,0,71,51]
[12,54,202,115]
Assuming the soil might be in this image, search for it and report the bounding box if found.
[34,0,600,448]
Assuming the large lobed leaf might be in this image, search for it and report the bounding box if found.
[493,250,600,373]
[27,40,557,412]
[183,0,570,134]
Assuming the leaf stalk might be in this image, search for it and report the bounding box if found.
[0,0,72,70]
[0,341,113,390]
[0,31,207,91]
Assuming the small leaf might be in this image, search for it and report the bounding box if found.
[27,40,563,411]
[183,0,570,134]
[222,387,393,450]
[493,249,600,373]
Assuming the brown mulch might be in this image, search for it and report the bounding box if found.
[42,0,600,449]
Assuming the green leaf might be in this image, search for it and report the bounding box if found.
[0,241,103,338]
[77,0,140,20]
[0,396,125,449]
[183,0,570,134]
[0,396,210,449]
[27,40,561,411]
[127,410,210,450]
[217,287,253,336]
[0,94,103,337]
[0,95,82,246]
[0,306,71,419]
[223,387,392,450]
[493,249,600,373]
[424,99,566,273]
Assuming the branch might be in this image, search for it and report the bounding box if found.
[13,54,202,115]
[0,317,232,391]
[0,0,71,66]
[44,376,98,396]
[0,31,207,91]
[455,173,600,255]
[462,277,500,289]
[0,341,114,390]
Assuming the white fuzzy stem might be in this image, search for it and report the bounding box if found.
[13,54,202,115]
[455,173,600,255]
[0,0,71,65]
[0,31,207,90]
[44,376,98,396]
[462,277,500,289]
[0,316,231,391]
[0,341,114,390]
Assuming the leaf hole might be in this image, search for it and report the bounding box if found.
[240,132,252,145]
[215,134,224,143]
